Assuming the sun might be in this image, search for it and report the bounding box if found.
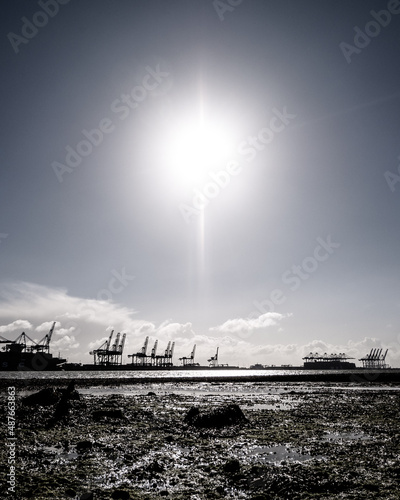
[162,115,232,191]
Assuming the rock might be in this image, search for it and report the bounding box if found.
[22,388,59,406]
[149,460,164,474]
[60,380,80,399]
[147,391,156,396]
[47,381,81,426]
[92,409,125,421]
[80,493,94,500]
[223,459,241,474]
[184,404,248,428]
[76,440,93,453]
[111,490,130,499]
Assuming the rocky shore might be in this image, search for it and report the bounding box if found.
[1,381,399,499]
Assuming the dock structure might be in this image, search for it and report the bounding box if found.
[208,347,219,367]
[303,352,356,369]
[90,330,126,366]
[127,336,151,366]
[179,344,198,366]
[359,348,389,369]
[0,322,66,370]
[128,339,175,367]
[155,341,175,367]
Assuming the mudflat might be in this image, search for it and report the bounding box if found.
[1,381,399,499]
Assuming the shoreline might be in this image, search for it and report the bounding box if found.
[1,369,400,391]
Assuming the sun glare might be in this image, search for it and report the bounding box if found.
[163,116,232,191]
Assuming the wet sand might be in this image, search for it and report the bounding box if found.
[1,381,399,499]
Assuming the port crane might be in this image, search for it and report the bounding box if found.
[179,344,198,366]
[208,347,219,367]
[155,341,175,367]
[90,330,126,365]
[36,321,56,353]
[127,336,149,365]
[6,325,55,354]
[359,348,389,369]
[128,338,160,366]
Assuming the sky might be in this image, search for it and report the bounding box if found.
[1,0,400,367]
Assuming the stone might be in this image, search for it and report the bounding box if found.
[76,440,93,453]
[223,459,241,474]
[111,490,130,499]
[22,388,59,406]
[80,493,94,500]
[184,404,248,428]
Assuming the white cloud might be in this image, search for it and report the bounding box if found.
[52,334,79,351]
[35,321,59,333]
[210,312,290,338]
[0,319,32,335]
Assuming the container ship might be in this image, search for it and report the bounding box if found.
[0,322,66,371]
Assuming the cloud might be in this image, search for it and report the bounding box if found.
[52,334,79,351]
[210,312,290,338]
[0,319,32,335]
[35,321,59,333]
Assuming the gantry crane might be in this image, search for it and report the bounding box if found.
[208,347,219,367]
[90,330,126,365]
[179,344,197,366]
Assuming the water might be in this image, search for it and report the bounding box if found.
[0,368,395,381]
[0,369,292,380]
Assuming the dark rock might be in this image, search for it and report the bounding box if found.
[60,380,80,399]
[184,404,248,428]
[184,407,200,423]
[22,388,59,406]
[80,493,94,500]
[92,409,125,421]
[47,381,81,426]
[76,440,93,453]
[149,460,164,474]
[60,388,81,400]
[223,459,241,474]
[147,391,156,396]
[160,491,169,496]
[111,490,130,499]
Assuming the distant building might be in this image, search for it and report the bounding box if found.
[303,352,356,370]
